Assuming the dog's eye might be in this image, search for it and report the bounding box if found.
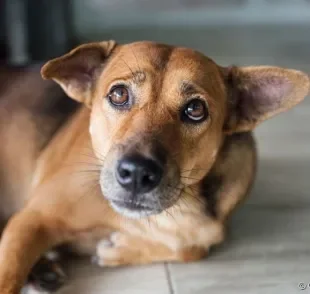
[182,99,208,123]
[108,86,129,106]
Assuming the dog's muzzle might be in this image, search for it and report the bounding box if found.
[99,138,180,219]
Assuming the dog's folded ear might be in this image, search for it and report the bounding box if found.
[223,66,310,133]
[41,40,117,107]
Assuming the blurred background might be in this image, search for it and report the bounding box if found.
[1,1,310,293]
[1,0,310,69]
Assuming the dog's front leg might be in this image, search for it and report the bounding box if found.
[0,209,65,294]
[93,215,224,267]
[93,232,209,267]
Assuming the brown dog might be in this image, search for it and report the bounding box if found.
[0,40,308,293]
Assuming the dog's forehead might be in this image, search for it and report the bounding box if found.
[164,47,223,92]
[121,42,173,69]
[104,42,225,101]
[116,42,218,71]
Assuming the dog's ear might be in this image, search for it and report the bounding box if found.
[223,66,310,133]
[41,40,117,107]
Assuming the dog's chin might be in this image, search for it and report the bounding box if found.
[109,200,163,219]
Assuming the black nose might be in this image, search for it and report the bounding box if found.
[116,155,163,194]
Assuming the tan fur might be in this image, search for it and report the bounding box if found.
[0,41,308,293]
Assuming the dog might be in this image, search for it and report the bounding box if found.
[0,40,308,293]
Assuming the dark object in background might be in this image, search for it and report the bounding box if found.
[0,43,7,63]
[1,0,74,65]
[0,2,7,62]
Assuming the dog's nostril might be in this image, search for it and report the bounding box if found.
[116,155,163,194]
[142,174,155,186]
[117,164,133,186]
[119,169,131,179]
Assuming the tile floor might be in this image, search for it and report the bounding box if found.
[31,25,310,294]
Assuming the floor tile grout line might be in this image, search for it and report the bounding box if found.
[164,262,175,294]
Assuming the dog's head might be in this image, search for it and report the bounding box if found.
[42,41,309,218]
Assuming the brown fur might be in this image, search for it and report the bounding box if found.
[0,41,308,293]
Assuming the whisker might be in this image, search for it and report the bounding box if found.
[131,47,142,75]
[119,56,136,82]
[92,148,108,163]
[181,168,210,174]
[79,154,102,162]
[165,209,178,226]
[184,193,205,206]
[168,183,205,207]
[80,146,107,164]
[180,176,203,181]
[179,197,191,210]
[186,185,199,191]
[152,214,159,228]
[144,216,151,229]
[186,185,210,195]
[66,161,102,168]
[70,170,101,176]
[73,179,100,206]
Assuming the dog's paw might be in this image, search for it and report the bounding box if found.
[27,254,67,293]
[92,232,140,267]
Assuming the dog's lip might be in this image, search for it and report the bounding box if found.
[110,199,154,211]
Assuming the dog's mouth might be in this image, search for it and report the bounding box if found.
[111,199,153,211]
[110,199,161,218]
[106,182,183,219]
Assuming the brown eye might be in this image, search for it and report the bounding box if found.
[182,99,208,123]
[108,85,129,107]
